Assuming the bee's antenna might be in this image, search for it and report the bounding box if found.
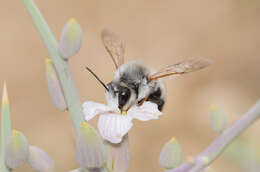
[85,67,109,91]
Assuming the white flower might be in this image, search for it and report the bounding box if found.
[82,101,162,143]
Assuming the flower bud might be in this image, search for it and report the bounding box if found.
[5,130,29,168]
[45,58,67,111]
[58,18,82,59]
[105,135,130,172]
[159,137,182,169]
[1,81,11,171]
[210,105,227,133]
[2,81,9,107]
[28,145,54,172]
[1,81,11,136]
[76,122,106,169]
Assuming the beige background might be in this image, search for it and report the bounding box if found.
[1,0,260,171]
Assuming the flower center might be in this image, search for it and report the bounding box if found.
[121,110,127,116]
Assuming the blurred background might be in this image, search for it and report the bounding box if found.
[1,0,260,171]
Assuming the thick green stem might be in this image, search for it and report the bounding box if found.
[22,0,84,133]
[0,82,11,172]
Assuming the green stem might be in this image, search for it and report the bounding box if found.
[22,0,84,133]
[0,82,11,172]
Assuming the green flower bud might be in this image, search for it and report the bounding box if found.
[159,137,182,169]
[5,130,29,168]
[58,18,82,59]
[210,105,227,133]
[45,58,67,111]
[76,122,106,169]
[28,145,54,172]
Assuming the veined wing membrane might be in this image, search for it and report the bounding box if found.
[149,58,211,81]
[101,29,125,68]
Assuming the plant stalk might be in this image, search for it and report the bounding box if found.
[170,99,260,172]
[22,0,84,133]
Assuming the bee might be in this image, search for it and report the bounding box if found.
[86,29,211,113]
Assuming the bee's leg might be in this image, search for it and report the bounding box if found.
[147,96,165,111]
[137,97,148,106]
[146,87,165,111]
[138,96,164,111]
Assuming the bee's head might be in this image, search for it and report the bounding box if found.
[106,82,136,112]
[85,67,137,112]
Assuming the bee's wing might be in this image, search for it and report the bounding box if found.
[101,29,125,69]
[148,58,211,81]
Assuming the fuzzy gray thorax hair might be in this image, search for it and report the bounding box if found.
[115,61,152,98]
[106,61,162,110]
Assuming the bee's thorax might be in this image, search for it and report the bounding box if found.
[106,61,166,111]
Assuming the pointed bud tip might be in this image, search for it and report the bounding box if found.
[2,81,9,105]
[210,104,218,112]
[45,58,53,65]
[12,130,19,136]
[81,121,88,127]
[69,18,76,25]
[80,122,93,134]
[170,137,176,143]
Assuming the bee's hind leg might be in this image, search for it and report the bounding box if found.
[147,97,165,111]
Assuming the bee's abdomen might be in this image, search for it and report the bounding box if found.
[147,88,165,111]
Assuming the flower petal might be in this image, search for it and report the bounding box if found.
[128,101,162,121]
[82,101,113,121]
[98,114,132,143]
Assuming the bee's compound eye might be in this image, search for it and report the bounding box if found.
[118,88,130,109]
